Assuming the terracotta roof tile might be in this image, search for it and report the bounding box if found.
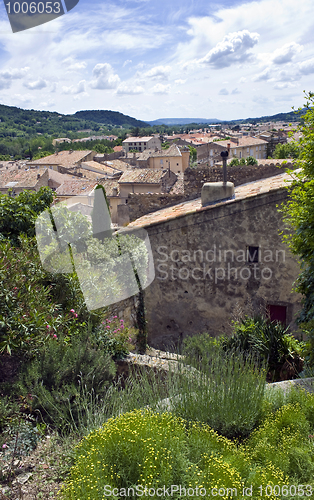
[0,168,48,188]
[119,169,168,184]
[55,180,97,196]
[27,150,95,168]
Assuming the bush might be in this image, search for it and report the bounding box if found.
[229,158,240,166]
[15,330,116,433]
[221,316,304,380]
[246,156,258,165]
[245,402,314,482]
[93,316,137,359]
[60,410,287,500]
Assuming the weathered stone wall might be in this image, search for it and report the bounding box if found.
[128,193,187,221]
[141,188,301,349]
[184,163,291,198]
[125,163,295,222]
[106,294,139,327]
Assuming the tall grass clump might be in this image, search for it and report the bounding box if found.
[174,339,266,439]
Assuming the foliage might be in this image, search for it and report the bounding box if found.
[221,316,304,380]
[93,316,137,359]
[60,409,288,500]
[0,235,106,355]
[188,145,197,162]
[230,158,240,166]
[172,345,266,439]
[0,187,54,245]
[245,402,314,482]
[280,92,314,361]
[246,155,258,165]
[273,141,301,159]
[16,329,116,433]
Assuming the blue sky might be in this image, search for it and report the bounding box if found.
[0,0,313,121]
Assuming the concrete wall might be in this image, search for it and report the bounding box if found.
[141,188,301,349]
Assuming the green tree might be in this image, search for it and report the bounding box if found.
[281,92,314,361]
[246,156,258,165]
[230,158,240,166]
[0,187,54,245]
[273,141,301,159]
[188,145,197,163]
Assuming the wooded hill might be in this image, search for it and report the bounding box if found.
[0,104,148,139]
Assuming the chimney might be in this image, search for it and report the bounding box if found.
[37,173,40,179]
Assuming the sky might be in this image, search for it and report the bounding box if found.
[0,0,314,122]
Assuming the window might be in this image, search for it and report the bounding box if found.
[259,145,261,151]
[267,304,287,325]
[247,246,259,263]
[239,151,242,158]
[247,148,249,153]
[234,149,237,155]
[256,146,258,151]
[160,159,164,165]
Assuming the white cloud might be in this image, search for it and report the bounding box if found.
[273,82,296,89]
[175,79,186,85]
[123,59,132,67]
[0,67,29,80]
[231,88,241,95]
[62,57,87,71]
[298,58,314,75]
[90,63,120,89]
[62,80,87,95]
[252,68,272,82]
[116,84,144,95]
[142,65,172,80]
[195,30,259,69]
[272,42,303,64]
[219,88,229,95]
[152,83,171,94]
[24,79,47,90]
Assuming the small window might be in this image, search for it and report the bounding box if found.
[247,246,259,263]
[268,304,287,325]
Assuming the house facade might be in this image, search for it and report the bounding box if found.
[122,136,161,153]
[216,137,268,161]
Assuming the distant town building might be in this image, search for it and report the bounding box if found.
[122,136,161,153]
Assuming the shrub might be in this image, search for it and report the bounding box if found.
[93,316,137,359]
[246,156,258,165]
[221,316,304,380]
[60,410,288,500]
[229,158,240,166]
[15,330,116,433]
[245,402,314,482]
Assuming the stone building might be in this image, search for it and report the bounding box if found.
[127,171,302,349]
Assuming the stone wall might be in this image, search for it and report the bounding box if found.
[125,162,295,222]
[128,194,187,221]
[106,294,139,327]
[141,188,301,349]
[184,162,292,198]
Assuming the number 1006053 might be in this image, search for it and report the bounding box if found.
[5,1,61,14]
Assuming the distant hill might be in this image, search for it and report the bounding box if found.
[231,108,307,125]
[74,110,148,128]
[148,118,222,126]
[0,104,149,139]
